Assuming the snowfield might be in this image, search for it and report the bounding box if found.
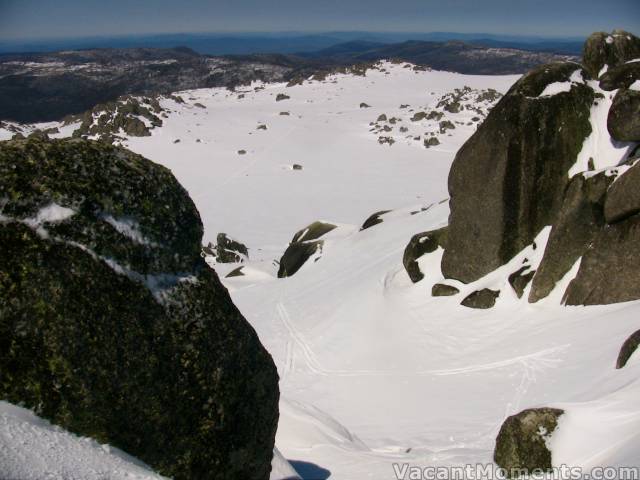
[1,62,639,479]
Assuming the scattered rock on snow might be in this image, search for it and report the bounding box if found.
[361,210,391,230]
[432,283,460,297]
[424,137,440,148]
[616,330,640,369]
[226,266,245,278]
[461,289,500,309]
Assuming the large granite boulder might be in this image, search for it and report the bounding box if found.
[563,214,640,305]
[0,137,279,480]
[607,88,640,142]
[582,30,640,79]
[599,61,640,91]
[278,221,336,278]
[494,408,564,477]
[604,160,640,223]
[402,227,447,283]
[529,172,612,303]
[442,62,594,283]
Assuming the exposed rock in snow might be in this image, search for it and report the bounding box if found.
[616,330,640,369]
[360,210,391,230]
[402,227,448,283]
[278,221,337,278]
[494,408,564,475]
[461,288,501,309]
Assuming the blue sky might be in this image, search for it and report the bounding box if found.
[0,0,638,40]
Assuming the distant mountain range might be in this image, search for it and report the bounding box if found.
[0,31,586,56]
[298,40,577,74]
[0,37,578,123]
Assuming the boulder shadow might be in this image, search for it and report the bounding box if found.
[289,460,332,480]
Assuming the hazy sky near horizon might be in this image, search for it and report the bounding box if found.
[0,0,638,40]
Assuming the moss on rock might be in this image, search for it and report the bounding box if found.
[0,137,279,480]
[494,408,564,477]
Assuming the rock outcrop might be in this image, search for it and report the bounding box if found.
[604,161,640,223]
[0,137,279,480]
[563,214,640,305]
[278,221,336,278]
[442,62,593,283]
[70,95,165,143]
[437,30,640,307]
[494,408,564,477]
[214,232,249,263]
[528,173,612,303]
[599,61,640,91]
[582,30,640,78]
[402,227,447,283]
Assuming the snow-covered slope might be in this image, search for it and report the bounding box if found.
[2,61,639,479]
